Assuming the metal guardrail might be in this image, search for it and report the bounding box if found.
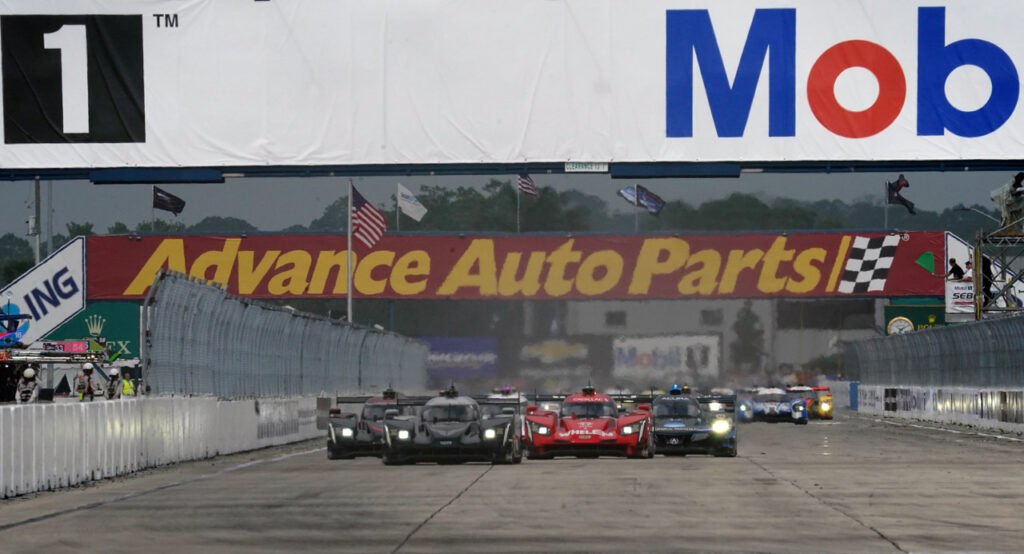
[844,314,1024,386]
[140,271,427,397]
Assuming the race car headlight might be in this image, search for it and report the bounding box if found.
[483,428,497,440]
[340,427,354,438]
[707,401,723,412]
[711,419,732,434]
[397,429,410,440]
[620,424,636,435]
[793,404,804,411]
[739,404,749,411]
[820,402,831,411]
[529,422,550,436]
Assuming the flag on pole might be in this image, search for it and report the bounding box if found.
[351,186,388,249]
[152,186,186,215]
[886,174,916,215]
[616,184,666,215]
[517,174,539,198]
[397,183,428,222]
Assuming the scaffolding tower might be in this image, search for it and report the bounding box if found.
[973,216,1024,320]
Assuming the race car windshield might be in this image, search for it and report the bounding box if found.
[789,390,815,400]
[755,393,787,402]
[362,404,396,421]
[422,404,477,423]
[560,401,617,418]
[654,400,700,418]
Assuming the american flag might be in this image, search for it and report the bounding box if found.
[351,186,388,249]
[517,174,539,198]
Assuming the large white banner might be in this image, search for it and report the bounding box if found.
[3,1,1024,168]
[0,238,86,345]
[613,334,720,384]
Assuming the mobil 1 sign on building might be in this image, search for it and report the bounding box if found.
[0,1,1023,167]
[0,238,85,346]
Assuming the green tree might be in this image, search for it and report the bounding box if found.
[107,222,132,234]
[136,219,187,233]
[0,233,34,289]
[188,216,258,233]
[730,300,764,373]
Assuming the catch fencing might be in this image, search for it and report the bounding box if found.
[844,314,1024,387]
[142,271,428,397]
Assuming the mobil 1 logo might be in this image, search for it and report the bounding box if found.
[1,15,144,144]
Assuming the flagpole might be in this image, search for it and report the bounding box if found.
[396,183,400,232]
[151,185,155,223]
[516,187,521,233]
[347,179,354,324]
[883,183,889,229]
[634,184,639,233]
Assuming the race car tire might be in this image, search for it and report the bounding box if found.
[381,451,406,466]
[796,419,809,425]
[714,447,738,458]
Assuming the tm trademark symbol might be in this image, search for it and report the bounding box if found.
[153,14,179,28]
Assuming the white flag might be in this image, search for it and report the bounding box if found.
[397,183,427,222]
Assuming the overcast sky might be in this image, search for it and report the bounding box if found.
[0,170,1012,240]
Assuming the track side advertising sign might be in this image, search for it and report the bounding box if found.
[2,1,1024,167]
[613,334,721,384]
[86,232,946,301]
[1,237,86,345]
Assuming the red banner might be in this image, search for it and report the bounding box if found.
[86,232,946,300]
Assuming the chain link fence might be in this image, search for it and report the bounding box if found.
[141,271,428,397]
[844,314,1024,386]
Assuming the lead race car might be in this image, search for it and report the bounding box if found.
[523,385,654,459]
[749,387,808,424]
[650,385,738,457]
[326,388,419,459]
[379,385,522,465]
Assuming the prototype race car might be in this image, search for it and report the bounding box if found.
[786,385,834,419]
[327,388,417,459]
[651,386,737,457]
[379,385,522,465]
[750,387,808,424]
[523,385,654,459]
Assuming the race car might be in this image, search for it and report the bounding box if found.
[749,387,808,424]
[379,385,522,465]
[734,388,758,423]
[651,385,737,457]
[327,388,418,459]
[523,385,654,459]
[786,385,834,419]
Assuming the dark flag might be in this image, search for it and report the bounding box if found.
[153,186,186,215]
[886,174,915,215]
[617,184,666,215]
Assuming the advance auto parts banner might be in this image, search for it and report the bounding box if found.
[4,2,1024,167]
[87,232,945,301]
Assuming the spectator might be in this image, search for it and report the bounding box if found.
[16,367,38,404]
[75,366,101,402]
[982,256,995,304]
[962,261,974,282]
[945,258,965,280]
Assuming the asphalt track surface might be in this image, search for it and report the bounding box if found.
[2,414,1024,553]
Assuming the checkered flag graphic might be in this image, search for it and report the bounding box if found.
[838,235,901,293]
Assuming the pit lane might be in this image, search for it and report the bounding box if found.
[2,414,1023,553]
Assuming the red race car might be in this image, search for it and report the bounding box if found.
[523,385,654,459]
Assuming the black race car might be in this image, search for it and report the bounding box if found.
[651,386,738,457]
[380,385,522,465]
[327,388,418,459]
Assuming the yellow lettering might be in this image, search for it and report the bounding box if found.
[786,248,827,293]
[718,249,764,294]
[189,239,241,286]
[436,239,498,296]
[575,250,624,296]
[266,250,312,295]
[354,251,395,295]
[123,239,187,295]
[544,240,583,297]
[391,251,430,295]
[237,250,280,294]
[629,238,689,295]
[678,249,721,295]
[308,251,355,295]
[757,237,795,293]
[498,251,546,296]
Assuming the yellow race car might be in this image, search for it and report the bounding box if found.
[786,386,834,419]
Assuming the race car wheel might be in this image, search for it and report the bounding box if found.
[714,447,738,458]
[382,451,406,466]
[796,419,809,425]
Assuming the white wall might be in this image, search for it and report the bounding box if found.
[857,384,1024,435]
[0,396,319,499]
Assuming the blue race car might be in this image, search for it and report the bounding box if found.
[651,386,737,457]
[749,387,808,424]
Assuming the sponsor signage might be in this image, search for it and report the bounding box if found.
[1,237,86,345]
[422,337,498,379]
[1,2,1024,168]
[945,281,975,314]
[613,334,721,382]
[46,301,140,358]
[86,232,945,301]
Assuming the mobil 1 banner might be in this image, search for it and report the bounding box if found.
[0,237,86,346]
[613,334,720,388]
[6,2,1024,168]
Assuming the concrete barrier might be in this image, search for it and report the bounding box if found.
[857,384,1024,435]
[0,396,320,499]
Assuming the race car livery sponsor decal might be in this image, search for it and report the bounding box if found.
[86,232,945,300]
